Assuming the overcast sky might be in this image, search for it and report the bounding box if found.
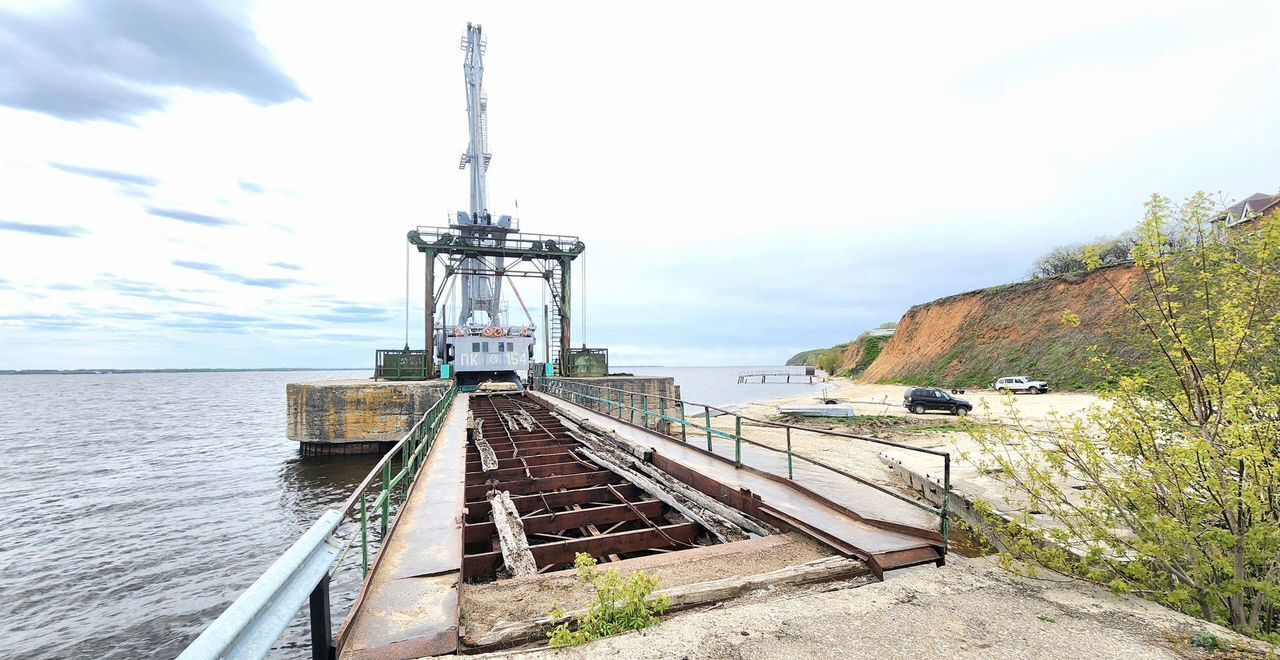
[1,1,1278,369]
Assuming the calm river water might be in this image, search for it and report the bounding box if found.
[0,366,824,659]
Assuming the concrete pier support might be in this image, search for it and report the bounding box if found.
[287,379,453,454]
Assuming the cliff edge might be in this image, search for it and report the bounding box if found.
[860,264,1141,389]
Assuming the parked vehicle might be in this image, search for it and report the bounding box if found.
[994,376,1050,394]
[903,387,973,416]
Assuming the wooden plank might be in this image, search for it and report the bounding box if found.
[489,490,538,577]
[469,556,871,649]
[473,434,498,472]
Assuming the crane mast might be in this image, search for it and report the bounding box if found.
[455,22,507,328]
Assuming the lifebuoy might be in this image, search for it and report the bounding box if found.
[493,327,505,337]
[521,328,530,337]
[453,327,463,337]
[482,326,494,337]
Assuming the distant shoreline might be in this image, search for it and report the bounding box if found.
[0,368,367,376]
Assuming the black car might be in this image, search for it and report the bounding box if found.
[903,387,972,416]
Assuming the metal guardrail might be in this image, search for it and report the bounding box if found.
[180,385,458,660]
[531,377,951,550]
[374,348,430,381]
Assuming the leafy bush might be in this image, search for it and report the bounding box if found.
[548,553,670,647]
[970,193,1280,641]
[1191,630,1221,651]
[1029,232,1135,278]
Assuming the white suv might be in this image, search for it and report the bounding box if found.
[994,376,1049,394]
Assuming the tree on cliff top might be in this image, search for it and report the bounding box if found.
[969,192,1280,640]
[1029,232,1136,278]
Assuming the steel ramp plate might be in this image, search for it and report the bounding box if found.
[337,394,470,659]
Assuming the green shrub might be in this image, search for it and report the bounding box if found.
[548,553,670,647]
[1191,630,1220,651]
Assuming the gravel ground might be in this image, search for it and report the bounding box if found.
[477,556,1276,659]
[461,534,832,644]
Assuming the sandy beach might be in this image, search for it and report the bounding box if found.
[685,378,1102,499]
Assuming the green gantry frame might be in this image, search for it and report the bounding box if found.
[408,226,585,379]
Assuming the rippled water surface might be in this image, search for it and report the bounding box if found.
[0,366,817,659]
[0,370,372,659]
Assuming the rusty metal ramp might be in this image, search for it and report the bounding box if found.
[526,390,946,577]
[336,394,470,659]
[462,394,766,581]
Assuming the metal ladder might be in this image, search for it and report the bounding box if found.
[547,267,564,373]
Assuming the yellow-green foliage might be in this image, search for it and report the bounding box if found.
[548,553,670,647]
[968,193,1280,641]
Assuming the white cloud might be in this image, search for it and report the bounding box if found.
[1,0,1278,368]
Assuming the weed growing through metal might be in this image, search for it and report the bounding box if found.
[548,553,670,647]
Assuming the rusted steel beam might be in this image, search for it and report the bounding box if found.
[465,460,599,483]
[463,523,698,578]
[464,500,664,543]
[475,437,577,452]
[466,484,642,517]
[466,452,575,471]
[463,470,619,500]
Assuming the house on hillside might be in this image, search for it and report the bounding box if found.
[1212,192,1280,229]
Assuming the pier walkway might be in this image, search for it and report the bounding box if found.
[336,394,470,659]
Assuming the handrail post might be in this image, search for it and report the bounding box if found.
[786,427,793,479]
[679,403,687,442]
[658,396,666,435]
[380,462,391,537]
[641,393,648,429]
[942,453,951,555]
[629,391,635,424]
[308,574,332,660]
[704,406,712,451]
[360,495,369,575]
[734,415,742,467]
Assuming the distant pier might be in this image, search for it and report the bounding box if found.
[737,369,829,384]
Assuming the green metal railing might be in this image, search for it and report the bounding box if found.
[531,377,951,551]
[337,384,458,574]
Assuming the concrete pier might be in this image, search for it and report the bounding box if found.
[287,377,678,454]
[287,379,453,454]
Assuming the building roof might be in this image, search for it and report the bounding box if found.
[1215,192,1280,227]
